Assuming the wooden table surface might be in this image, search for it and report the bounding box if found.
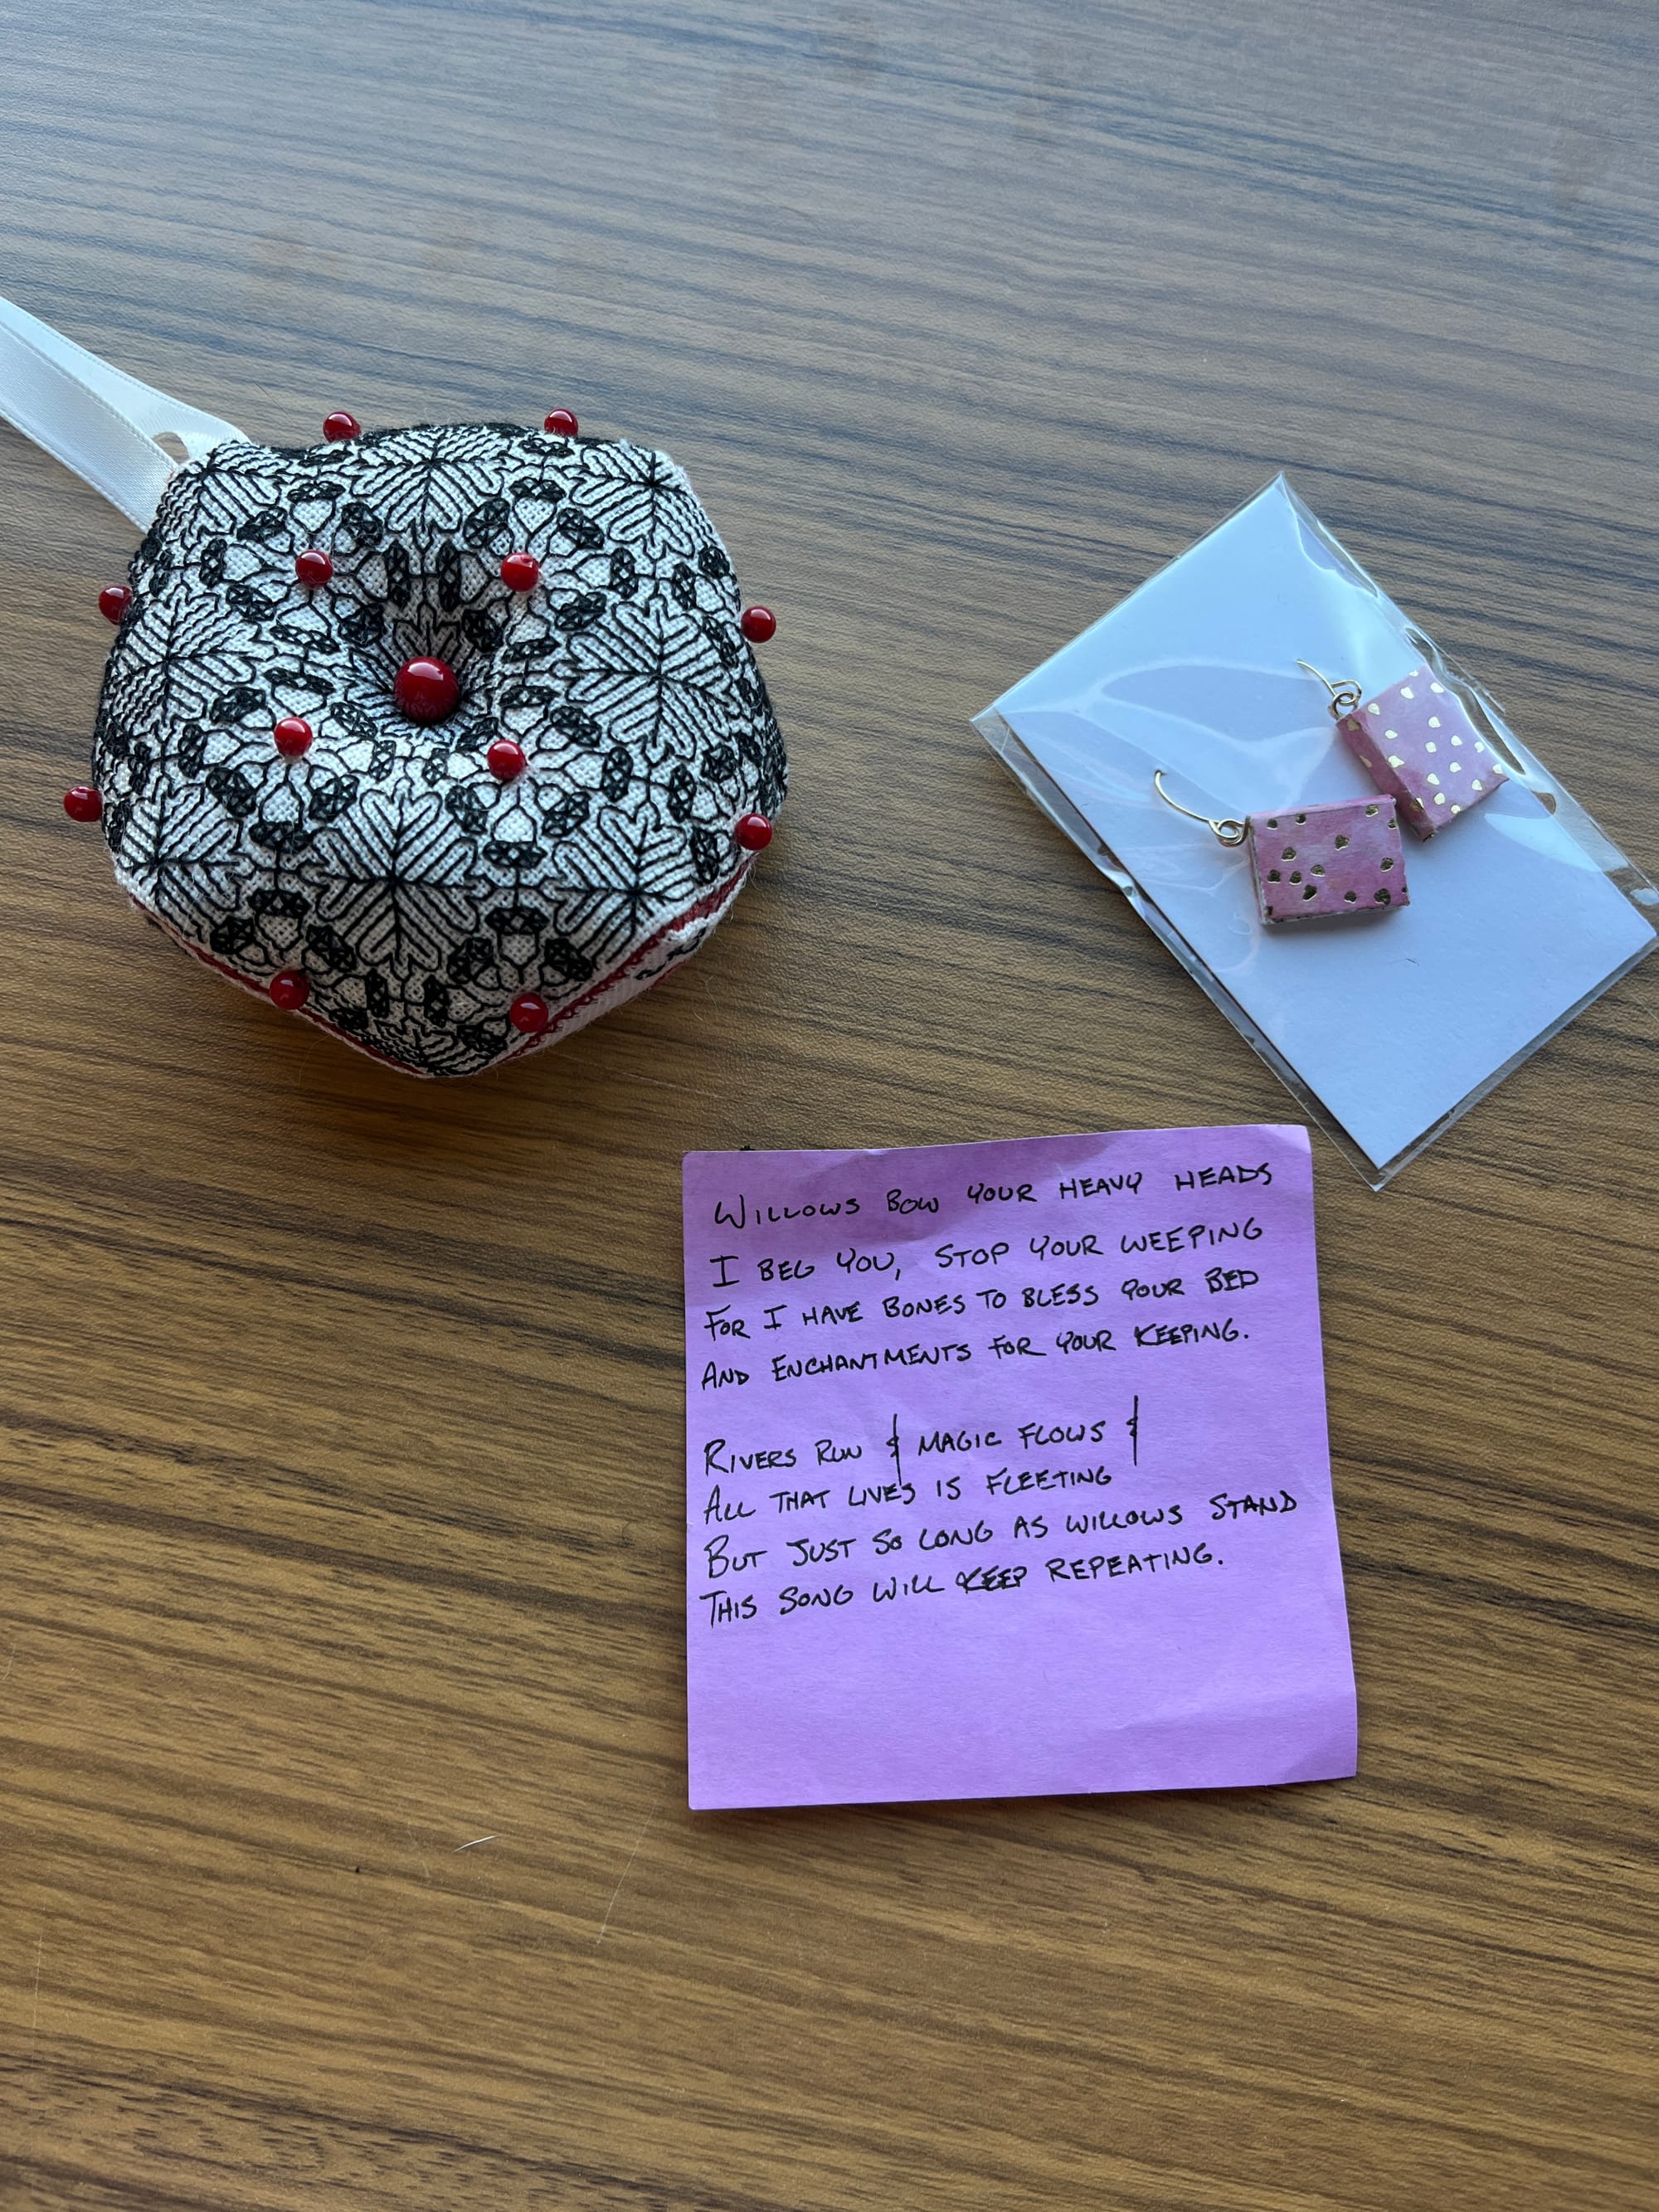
[2,2,1655,2205]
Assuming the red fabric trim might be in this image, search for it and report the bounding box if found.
[496,863,750,1066]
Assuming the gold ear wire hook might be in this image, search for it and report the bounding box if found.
[1152,769,1248,847]
[1297,659,1364,717]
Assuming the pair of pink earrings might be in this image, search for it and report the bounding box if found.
[1156,661,1511,926]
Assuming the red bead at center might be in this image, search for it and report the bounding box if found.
[394,656,460,722]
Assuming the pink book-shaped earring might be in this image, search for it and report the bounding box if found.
[1153,770,1408,925]
[1299,660,1508,840]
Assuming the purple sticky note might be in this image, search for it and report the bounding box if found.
[683,1125,1357,1810]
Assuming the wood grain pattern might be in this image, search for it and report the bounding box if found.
[1,2,1655,2205]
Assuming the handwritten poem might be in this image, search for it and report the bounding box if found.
[683,1125,1357,1809]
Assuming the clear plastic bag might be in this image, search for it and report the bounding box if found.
[975,476,1657,1188]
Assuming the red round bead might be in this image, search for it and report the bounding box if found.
[294,548,333,586]
[499,552,541,591]
[270,970,310,1011]
[274,717,314,759]
[739,605,776,644]
[98,584,132,625]
[393,656,460,722]
[543,408,579,438]
[508,992,550,1036]
[486,737,527,782]
[63,785,104,823]
[322,411,362,443]
[735,812,773,852]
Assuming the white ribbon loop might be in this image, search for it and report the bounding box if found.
[0,293,245,530]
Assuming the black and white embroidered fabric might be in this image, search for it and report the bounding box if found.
[90,421,785,1077]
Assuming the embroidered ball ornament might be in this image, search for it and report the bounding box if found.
[0,296,784,1079]
[87,421,784,1076]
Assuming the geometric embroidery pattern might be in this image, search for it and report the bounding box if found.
[91,422,786,1077]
